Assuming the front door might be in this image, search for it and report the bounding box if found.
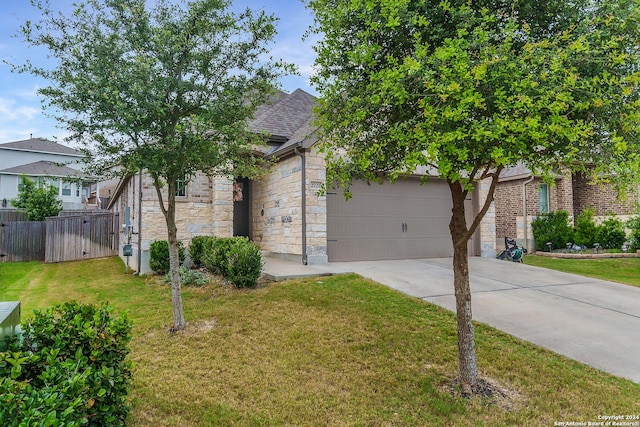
[233,177,250,237]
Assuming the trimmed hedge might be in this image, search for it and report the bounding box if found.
[0,301,133,426]
[531,211,574,251]
[188,236,217,268]
[574,208,598,248]
[150,239,186,274]
[203,237,242,277]
[227,240,264,288]
[595,216,626,250]
[202,237,264,288]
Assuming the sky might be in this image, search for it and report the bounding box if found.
[0,1,319,146]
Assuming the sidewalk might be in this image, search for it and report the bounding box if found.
[262,256,351,281]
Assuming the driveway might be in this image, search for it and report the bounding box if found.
[264,257,640,383]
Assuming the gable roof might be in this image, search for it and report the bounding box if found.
[0,160,93,179]
[0,137,83,157]
[248,89,317,141]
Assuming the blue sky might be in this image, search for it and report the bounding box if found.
[0,1,318,145]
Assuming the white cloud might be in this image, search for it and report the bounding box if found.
[0,97,40,121]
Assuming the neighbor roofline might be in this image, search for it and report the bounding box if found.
[0,146,85,157]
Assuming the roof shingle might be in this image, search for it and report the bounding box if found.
[0,137,82,156]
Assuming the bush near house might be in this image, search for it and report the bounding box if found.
[188,235,217,268]
[574,208,598,248]
[0,301,132,426]
[533,210,633,251]
[227,239,264,288]
[149,240,186,274]
[164,265,208,286]
[595,216,627,250]
[531,211,575,251]
[202,237,240,277]
[202,237,264,288]
[628,216,640,252]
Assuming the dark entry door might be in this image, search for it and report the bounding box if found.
[233,177,250,237]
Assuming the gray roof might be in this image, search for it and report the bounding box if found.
[270,115,318,158]
[0,137,83,157]
[249,89,317,141]
[499,162,533,181]
[0,161,92,179]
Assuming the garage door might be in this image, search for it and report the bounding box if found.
[327,178,477,262]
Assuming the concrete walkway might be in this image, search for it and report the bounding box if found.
[263,256,640,383]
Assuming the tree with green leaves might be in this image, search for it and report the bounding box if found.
[11,175,63,221]
[307,0,640,392]
[16,0,292,331]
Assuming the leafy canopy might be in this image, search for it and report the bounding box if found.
[308,0,640,193]
[11,176,63,221]
[17,0,294,192]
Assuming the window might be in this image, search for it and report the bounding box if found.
[18,176,36,192]
[175,177,187,197]
[539,184,549,213]
[62,181,72,196]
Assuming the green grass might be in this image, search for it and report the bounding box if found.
[2,257,640,426]
[524,255,640,287]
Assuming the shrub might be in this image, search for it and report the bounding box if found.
[189,235,216,268]
[0,349,91,426]
[595,216,626,250]
[531,211,574,251]
[150,239,186,274]
[574,208,598,248]
[203,237,244,276]
[165,265,208,286]
[1,301,133,427]
[227,239,264,288]
[627,215,640,252]
[11,175,63,221]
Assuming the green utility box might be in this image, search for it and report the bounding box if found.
[0,301,21,352]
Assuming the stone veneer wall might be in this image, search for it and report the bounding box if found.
[113,171,218,273]
[477,178,497,258]
[251,147,328,264]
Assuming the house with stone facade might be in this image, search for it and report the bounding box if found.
[494,162,638,252]
[108,88,497,273]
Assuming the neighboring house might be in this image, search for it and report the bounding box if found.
[108,89,497,274]
[0,137,99,211]
[494,163,638,251]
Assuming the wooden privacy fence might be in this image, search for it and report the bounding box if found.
[45,213,120,263]
[0,211,28,222]
[0,221,46,262]
[0,211,119,263]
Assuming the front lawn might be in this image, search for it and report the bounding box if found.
[524,255,640,287]
[1,257,639,426]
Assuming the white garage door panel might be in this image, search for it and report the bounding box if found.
[327,178,464,262]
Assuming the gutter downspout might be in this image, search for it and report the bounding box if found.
[294,145,308,265]
[522,175,535,252]
[135,170,143,275]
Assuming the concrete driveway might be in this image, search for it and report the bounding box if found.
[264,256,640,383]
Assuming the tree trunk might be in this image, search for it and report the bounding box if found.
[165,184,186,331]
[448,180,478,392]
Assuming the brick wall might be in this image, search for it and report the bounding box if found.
[495,175,573,246]
[495,179,523,239]
[572,172,637,216]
